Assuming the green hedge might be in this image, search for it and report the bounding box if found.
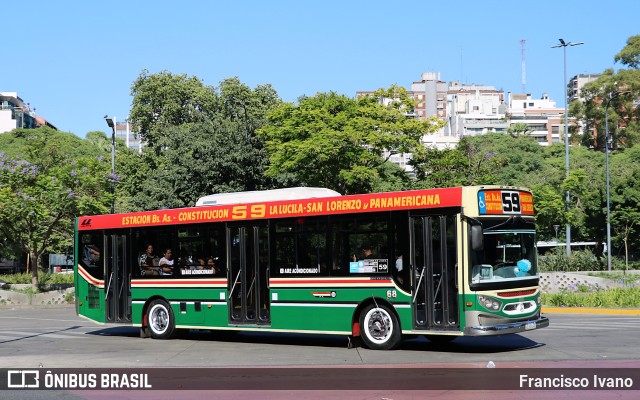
[543,287,640,308]
[539,248,610,272]
[0,272,74,285]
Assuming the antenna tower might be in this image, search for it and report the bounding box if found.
[520,39,526,93]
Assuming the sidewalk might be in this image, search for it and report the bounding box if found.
[542,306,640,315]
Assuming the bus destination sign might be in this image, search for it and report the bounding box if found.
[78,187,464,230]
[478,190,534,215]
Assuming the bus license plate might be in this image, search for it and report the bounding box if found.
[525,322,536,330]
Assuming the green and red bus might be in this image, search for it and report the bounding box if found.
[74,186,548,350]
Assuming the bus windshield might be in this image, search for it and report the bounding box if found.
[471,222,537,285]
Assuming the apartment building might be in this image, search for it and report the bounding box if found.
[114,119,144,152]
[409,72,449,120]
[356,72,573,171]
[0,92,57,133]
[445,82,507,137]
[507,92,567,145]
[569,74,601,102]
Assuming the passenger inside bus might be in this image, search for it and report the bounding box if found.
[193,257,218,274]
[361,244,376,259]
[139,244,159,275]
[206,257,218,274]
[158,248,174,276]
[83,245,101,267]
[395,254,404,284]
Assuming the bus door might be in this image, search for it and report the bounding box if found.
[410,215,459,331]
[105,233,131,323]
[227,224,270,325]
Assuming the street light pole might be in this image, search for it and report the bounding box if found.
[605,91,629,271]
[104,116,116,214]
[552,38,584,256]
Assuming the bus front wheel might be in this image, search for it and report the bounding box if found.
[359,304,401,350]
[147,300,176,339]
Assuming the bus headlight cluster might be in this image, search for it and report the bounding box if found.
[478,295,503,311]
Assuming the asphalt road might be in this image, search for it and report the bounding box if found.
[0,306,639,368]
[1,306,639,400]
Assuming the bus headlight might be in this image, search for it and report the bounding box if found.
[478,295,503,311]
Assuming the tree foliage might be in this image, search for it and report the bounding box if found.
[129,69,217,148]
[614,34,640,69]
[573,35,640,150]
[259,86,442,194]
[412,134,545,188]
[609,145,640,261]
[507,122,533,137]
[410,133,612,250]
[575,69,640,149]
[0,128,111,288]
[124,75,283,210]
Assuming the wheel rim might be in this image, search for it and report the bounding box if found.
[149,304,169,334]
[364,307,393,344]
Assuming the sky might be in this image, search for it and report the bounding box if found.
[3,0,639,137]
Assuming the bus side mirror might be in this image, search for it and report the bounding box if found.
[471,225,484,251]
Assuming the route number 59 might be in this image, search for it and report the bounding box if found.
[501,192,521,213]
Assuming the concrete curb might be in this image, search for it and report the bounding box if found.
[0,286,74,306]
[542,307,640,315]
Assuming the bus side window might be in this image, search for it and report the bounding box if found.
[83,245,101,267]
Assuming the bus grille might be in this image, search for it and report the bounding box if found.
[502,301,537,315]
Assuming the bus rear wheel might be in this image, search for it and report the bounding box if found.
[359,304,401,350]
[147,300,176,339]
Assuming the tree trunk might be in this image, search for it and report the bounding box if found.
[624,237,629,275]
[30,251,39,292]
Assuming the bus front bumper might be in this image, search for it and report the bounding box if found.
[464,315,549,336]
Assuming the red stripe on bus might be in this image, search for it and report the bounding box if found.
[270,279,392,285]
[131,280,226,285]
[497,289,537,297]
[77,265,103,286]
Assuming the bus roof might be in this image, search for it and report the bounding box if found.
[195,187,341,206]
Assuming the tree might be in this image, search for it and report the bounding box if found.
[573,35,640,150]
[612,207,640,271]
[576,69,640,149]
[128,120,268,210]
[0,128,111,289]
[614,34,640,69]
[608,145,640,264]
[530,184,566,241]
[259,86,442,194]
[507,122,533,137]
[129,69,217,148]
[412,133,545,188]
[86,131,112,153]
[125,75,283,210]
[411,146,470,188]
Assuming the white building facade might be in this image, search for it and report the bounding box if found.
[507,92,566,146]
[0,92,57,133]
[356,72,570,171]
